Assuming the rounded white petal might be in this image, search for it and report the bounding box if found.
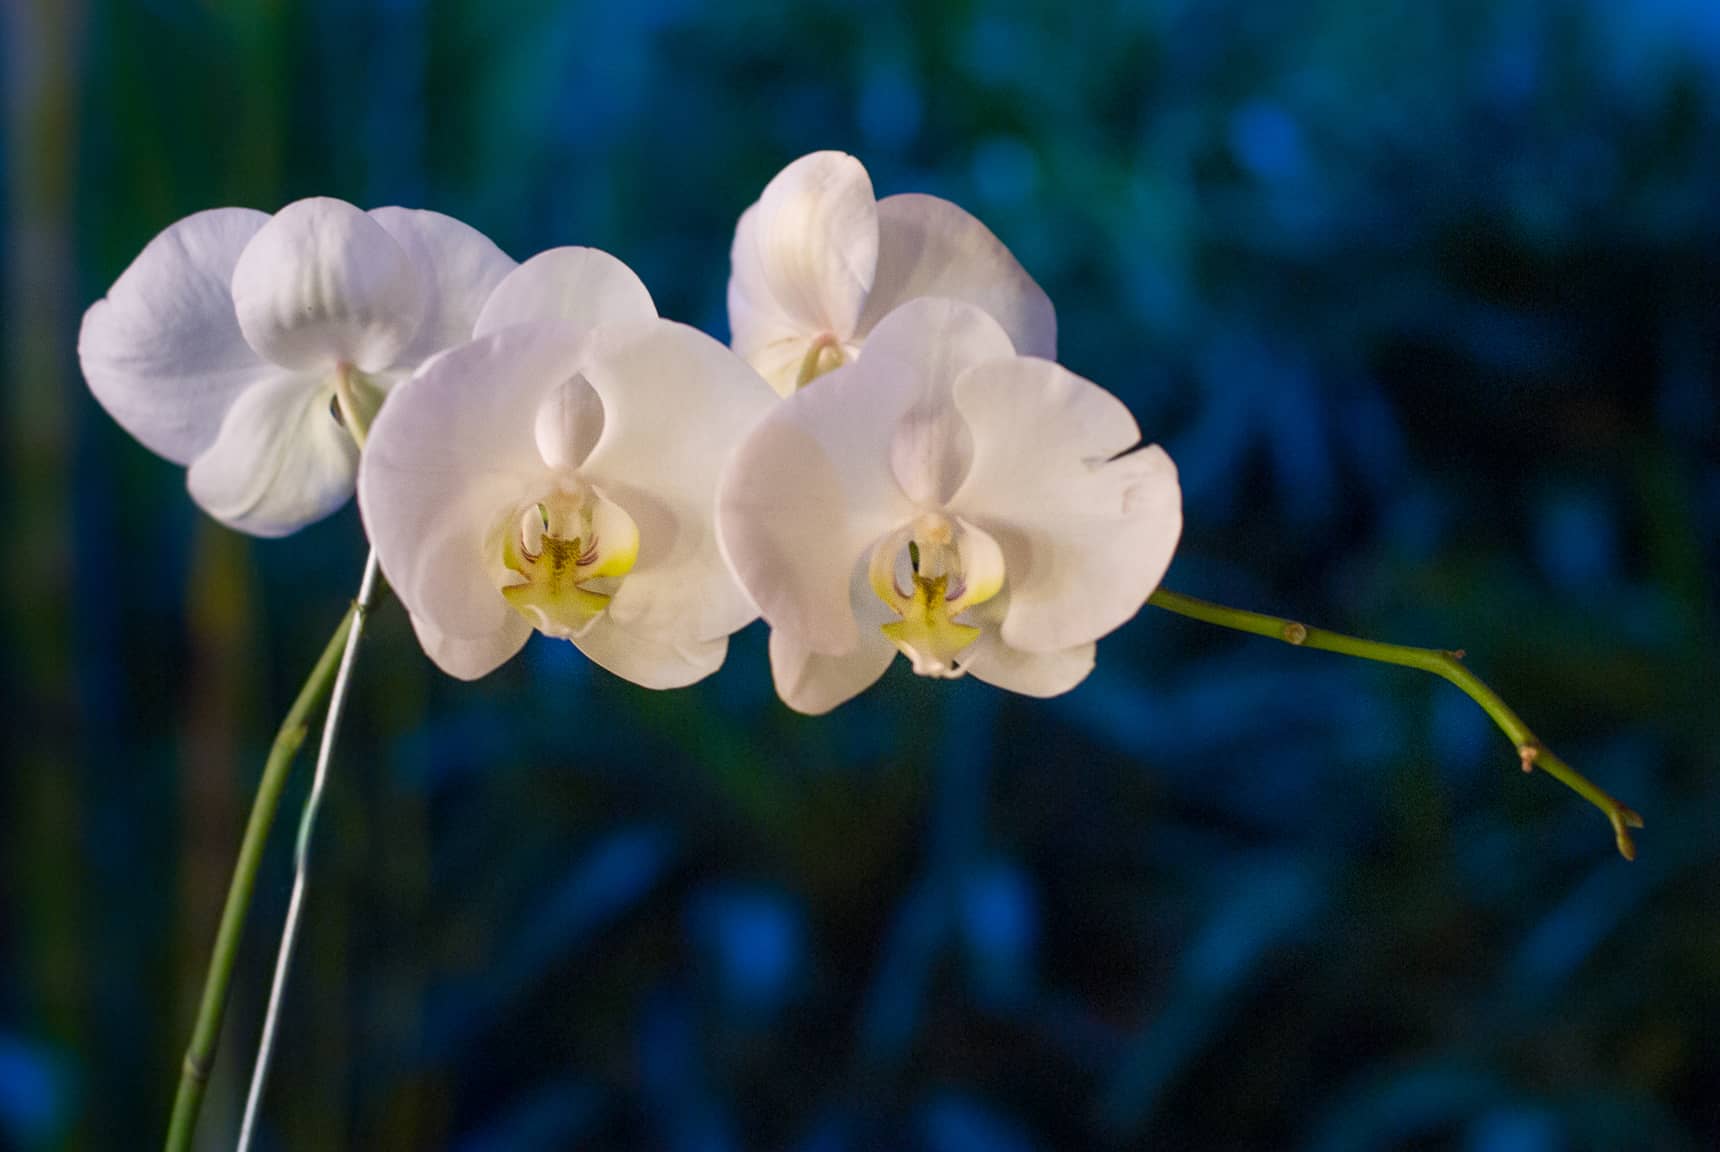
[410,610,530,682]
[770,626,896,715]
[474,246,656,341]
[572,615,728,689]
[859,295,1017,394]
[728,321,810,398]
[869,296,1016,505]
[857,194,1056,359]
[233,197,424,373]
[78,207,273,464]
[727,152,879,368]
[767,552,901,713]
[358,323,578,648]
[577,319,776,645]
[369,207,516,367]
[185,373,358,537]
[965,638,1095,696]
[717,298,1010,655]
[532,373,605,473]
[948,357,1182,652]
[960,589,1095,696]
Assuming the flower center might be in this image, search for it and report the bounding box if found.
[868,512,1004,678]
[498,481,639,639]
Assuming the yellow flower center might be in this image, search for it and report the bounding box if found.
[868,513,1004,678]
[498,482,638,639]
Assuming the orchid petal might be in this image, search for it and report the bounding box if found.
[233,197,424,373]
[572,614,729,690]
[577,319,776,645]
[768,550,901,713]
[948,357,1181,652]
[78,208,272,464]
[474,246,656,341]
[410,610,530,682]
[727,152,878,385]
[369,207,516,367]
[532,373,605,473]
[960,588,1095,696]
[185,373,357,537]
[858,194,1056,360]
[869,296,1015,505]
[359,323,579,661]
[770,627,897,715]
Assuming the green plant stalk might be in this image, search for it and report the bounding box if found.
[1146,588,1644,860]
[165,604,358,1152]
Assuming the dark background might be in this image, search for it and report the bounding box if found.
[3,1,1718,1148]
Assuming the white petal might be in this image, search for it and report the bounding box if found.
[960,588,1095,696]
[716,298,1011,655]
[358,323,578,648]
[770,627,896,715]
[888,396,975,507]
[410,610,530,681]
[572,614,728,689]
[369,207,516,367]
[857,194,1056,360]
[233,197,424,373]
[766,551,901,713]
[727,153,879,373]
[78,207,273,464]
[871,296,1017,505]
[185,373,358,537]
[965,638,1095,696]
[576,319,776,645]
[858,295,1017,394]
[532,373,605,473]
[474,246,656,341]
[729,330,821,399]
[948,357,1182,652]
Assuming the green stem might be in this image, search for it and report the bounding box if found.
[1146,587,1644,860]
[164,604,357,1152]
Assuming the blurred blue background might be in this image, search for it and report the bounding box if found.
[3,0,1718,1148]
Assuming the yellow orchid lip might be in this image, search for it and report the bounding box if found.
[499,483,638,639]
[868,512,1005,678]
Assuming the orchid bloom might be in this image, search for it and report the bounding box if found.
[717,297,1181,714]
[728,151,1056,396]
[78,197,514,536]
[358,248,776,688]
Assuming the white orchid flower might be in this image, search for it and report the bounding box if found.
[78,197,514,536]
[728,151,1056,396]
[358,248,777,688]
[717,297,1181,715]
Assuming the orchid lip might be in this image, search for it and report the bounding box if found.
[498,482,639,641]
[868,512,1004,678]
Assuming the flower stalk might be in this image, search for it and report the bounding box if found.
[1146,587,1644,859]
[164,601,358,1152]
[237,550,385,1149]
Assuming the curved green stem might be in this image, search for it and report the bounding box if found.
[1146,587,1644,860]
[164,604,357,1152]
